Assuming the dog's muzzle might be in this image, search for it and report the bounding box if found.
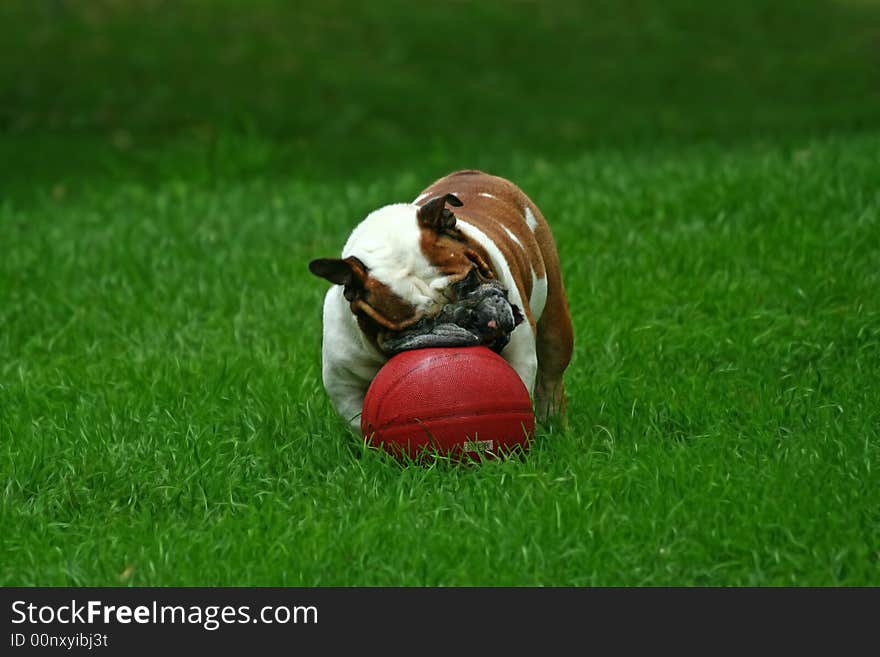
[378,270,524,356]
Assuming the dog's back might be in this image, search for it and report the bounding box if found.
[415,170,573,418]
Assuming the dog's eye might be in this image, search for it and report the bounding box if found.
[442,226,467,242]
[452,267,482,297]
[343,285,361,302]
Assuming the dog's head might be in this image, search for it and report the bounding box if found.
[309,194,493,351]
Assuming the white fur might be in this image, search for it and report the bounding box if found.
[321,202,548,427]
[478,192,497,199]
[530,270,548,321]
[321,285,385,428]
[456,219,539,394]
[503,320,538,395]
[342,203,446,312]
[524,206,539,232]
[323,202,447,428]
[502,225,523,249]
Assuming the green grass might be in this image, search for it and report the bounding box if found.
[2,0,879,585]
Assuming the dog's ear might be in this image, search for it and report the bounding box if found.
[308,258,355,285]
[417,193,463,231]
[308,257,368,300]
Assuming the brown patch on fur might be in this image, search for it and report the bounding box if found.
[415,170,574,421]
[310,256,424,337]
[418,227,494,283]
[351,276,424,353]
[417,193,462,231]
[414,193,496,289]
[415,170,551,328]
[354,277,422,331]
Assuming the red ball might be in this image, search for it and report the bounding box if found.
[361,346,535,460]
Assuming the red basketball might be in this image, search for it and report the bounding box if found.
[361,346,535,460]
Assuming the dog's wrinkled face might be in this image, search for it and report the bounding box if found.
[377,272,525,356]
[309,194,493,352]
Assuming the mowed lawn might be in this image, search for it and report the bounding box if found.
[2,1,879,585]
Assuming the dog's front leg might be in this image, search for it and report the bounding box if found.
[323,351,383,430]
[501,321,538,398]
[321,287,385,430]
[323,373,373,429]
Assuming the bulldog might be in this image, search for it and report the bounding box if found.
[309,170,573,429]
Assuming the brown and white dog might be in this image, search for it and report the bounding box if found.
[309,170,573,428]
